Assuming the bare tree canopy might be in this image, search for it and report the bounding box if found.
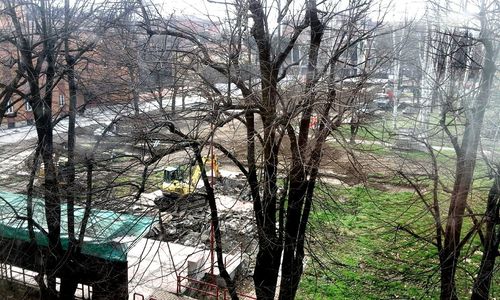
[1,0,500,299]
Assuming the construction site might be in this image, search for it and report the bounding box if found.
[0,98,436,300]
[3,0,500,298]
[0,102,265,300]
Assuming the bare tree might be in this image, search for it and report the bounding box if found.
[135,0,388,298]
[0,1,134,298]
[385,0,500,298]
[471,163,500,299]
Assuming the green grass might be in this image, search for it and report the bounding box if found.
[341,111,500,154]
[334,120,493,188]
[337,116,395,144]
[353,142,390,155]
[298,186,436,299]
[300,109,499,298]
[298,184,498,299]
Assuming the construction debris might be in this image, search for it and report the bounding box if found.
[144,170,257,258]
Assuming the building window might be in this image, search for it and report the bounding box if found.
[25,100,32,111]
[59,94,65,107]
[7,99,14,114]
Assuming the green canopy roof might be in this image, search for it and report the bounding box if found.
[0,191,154,262]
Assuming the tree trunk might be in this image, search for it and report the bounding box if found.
[279,2,324,297]
[39,20,63,295]
[247,0,284,290]
[171,86,178,113]
[245,102,282,299]
[37,102,62,299]
[440,256,459,300]
[254,245,282,299]
[60,270,79,300]
[128,66,140,116]
[195,148,239,299]
[350,114,359,144]
[471,173,499,300]
[133,88,140,116]
[61,3,79,292]
[254,101,283,300]
[440,26,496,300]
[181,88,186,110]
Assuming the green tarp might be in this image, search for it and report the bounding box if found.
[0,191,154,262]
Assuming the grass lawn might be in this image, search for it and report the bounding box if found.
[297,179,497,298]
[298,186,439,299]
[299,123,498,298]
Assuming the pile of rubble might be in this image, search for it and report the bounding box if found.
[150,195,256,253]
[143,172,257,257]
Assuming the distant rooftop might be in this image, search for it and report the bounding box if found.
[0,191,154,262]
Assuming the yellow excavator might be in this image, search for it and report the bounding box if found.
[160,156,221,200]
[34,153,68,186]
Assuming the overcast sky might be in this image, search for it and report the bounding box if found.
[158,0,427,20]
[156,0,480,28]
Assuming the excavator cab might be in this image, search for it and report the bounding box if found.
[35,153,68,186]
[160,156,220,199]
[163,166,183,184]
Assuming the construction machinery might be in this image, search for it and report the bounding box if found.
[158,156,221,204]
[31,153,69,186]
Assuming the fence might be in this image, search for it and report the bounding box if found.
[133,292,157,300]
[0,263,92,299]
[177,275,256,300]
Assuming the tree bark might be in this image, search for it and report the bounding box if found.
[171,85,178,113]
[59,1,79,296]
[279,1,324,298]
[440,24,496,300]
[471,172,499,300]
[195,148,239,300]
[246,1,285,297]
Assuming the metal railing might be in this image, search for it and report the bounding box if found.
[0,263,38,288]
[0,263,92,299]
[177,275,256,300]
[133,292,158,300]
